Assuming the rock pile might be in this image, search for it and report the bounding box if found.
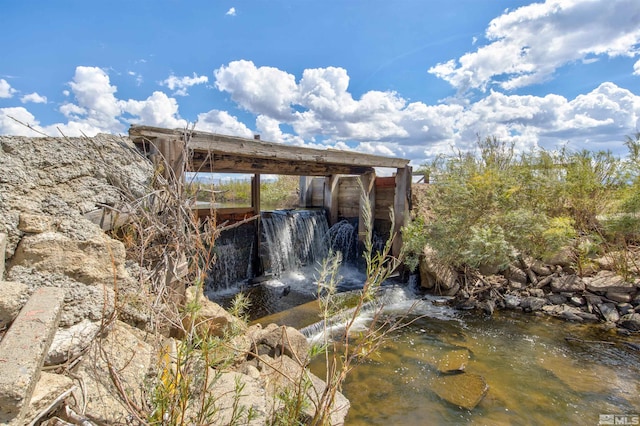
[420,246,640,332]
[0,135,349,425]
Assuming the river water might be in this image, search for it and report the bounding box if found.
[208,210,640,425]
[258,285,640,425]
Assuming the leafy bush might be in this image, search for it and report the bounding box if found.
[403,135,639,274]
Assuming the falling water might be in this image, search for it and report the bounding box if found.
[261,209,330,276]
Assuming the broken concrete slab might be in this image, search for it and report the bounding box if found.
[24,372,75,425]
[0,287,65,425]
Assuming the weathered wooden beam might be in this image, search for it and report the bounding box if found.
[392,166,412,259]
[191,154,374,176]
[358,171,376,245]
[129,125,410,170]
[324,175,341,226]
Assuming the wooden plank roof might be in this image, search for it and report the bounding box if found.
[129,125,409,176]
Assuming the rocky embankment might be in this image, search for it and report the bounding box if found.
[0,135,348,425]
[420,245,640,332]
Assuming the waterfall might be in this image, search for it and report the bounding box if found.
[326,219,359,263]
[261,209,330,276]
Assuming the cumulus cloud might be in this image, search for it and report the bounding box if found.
[1,66,187,137]
[160,73,208,96]
[225,7,236,16]
[215,60,298,120]
[0,79,17,98]
[429,0,640,92]
[634,59,640,76]
[211,60,640,164]
[0,107,43,136]
[21,92,47,104]
[122,91,187,128]
[195,109,253,138]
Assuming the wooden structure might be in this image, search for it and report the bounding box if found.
[128,125,411,258]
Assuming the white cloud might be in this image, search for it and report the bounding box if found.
[0,79,17,98]
[0,66,187,137]
[128,71,143,86]
[122,91,187,128]
[429,0,640,92]
[62,90,70,97]
[0,107,44,136]
[160,73,208,96]
[212,60,640,165]
[214,60,298,120]
[194,109,253,137]
[634,59,640,75]
[225,7,236,16]
[21,92,47,104]
[68,66,122,132]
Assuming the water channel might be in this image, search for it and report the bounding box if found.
[207,210,640,425]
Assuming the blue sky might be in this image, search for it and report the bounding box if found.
[1,0,639,167]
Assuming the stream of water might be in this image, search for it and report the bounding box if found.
[209,210,640,425]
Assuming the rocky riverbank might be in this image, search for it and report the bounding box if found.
[0,134,348,425]
[419,245,640,332]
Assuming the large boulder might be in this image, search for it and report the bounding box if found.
[0,134,153,258]
[10,226,128,287]
[182,286,245,337]
[419,246,459,295]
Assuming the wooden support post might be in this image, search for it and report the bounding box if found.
[392,166,411,260]
[358,171,376,245]
[324,175,340,226]
[299,176,312,208]
[155,137,185,181]
[251,174,262,276]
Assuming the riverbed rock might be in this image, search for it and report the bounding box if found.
[596,303,620,323]
[619,313,640,331]
[520,297,547,312]
[618,303,634,316]
[547,294,567,305]
[419,246,458,293]
[569,296,586,307]
[551,275,585,293]
[429,373,489,410]
[182,286,245,338]
[606,291,633,303]
[0,281,28,327]
[504,294,521,309]
[530,259,553,276]
[257,324,310,362]
[504,265,527,285]
[583,271,636,294]
[436,349,470,373]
